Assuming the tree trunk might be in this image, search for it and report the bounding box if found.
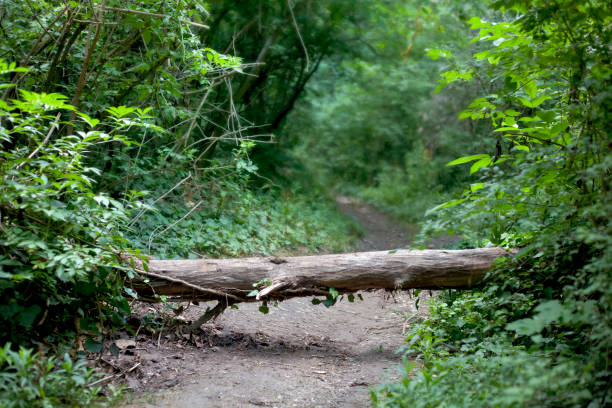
[130,248,512,303]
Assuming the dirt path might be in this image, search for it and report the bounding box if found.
[124,197,431,408]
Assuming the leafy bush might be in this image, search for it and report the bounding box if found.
[0,62,149,345]
[374,348,593,408]
[375,280,601,407]
[0,344,116,408]
[375,0,612,406]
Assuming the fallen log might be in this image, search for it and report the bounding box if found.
[130,248,512,305]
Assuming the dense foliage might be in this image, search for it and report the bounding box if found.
[0,0,358,340]
[0,344,117,407]
[287,1,490,222]
[0,71,147,345]
[1,0,610,405]
[0,1,359,403]
[373,0,612,406]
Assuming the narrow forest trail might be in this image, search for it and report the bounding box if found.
[126,197,432,408]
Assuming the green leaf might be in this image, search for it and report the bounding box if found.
[517,97,534,108]
[427,199,467,213]
[18,90,75,111]
[329,288,339,299]
[110,342,120,357]
[106,106,137,118]
[93,195,110,207]
[124,287,138,299]
[468,16,490,29]
[322,298,336,308]
[77,112,100,128]
[470,157,492,174]
[426,48,451,60]
[0,59,29,75]
[517,95,549,108]
[531,95,551,107]
[513,144,530,152]
[470,183,485,192]
[84,338,103,353]
[473,50,491,60]
[551,121,569,135]
[18,305,41,326]
[506,300,569,336]
[446,154,490,166]
[523,80,537,99]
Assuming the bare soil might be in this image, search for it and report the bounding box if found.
[115,196,433,408]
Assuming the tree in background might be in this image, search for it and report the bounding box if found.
[286,0,491,222]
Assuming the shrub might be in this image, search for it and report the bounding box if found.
[0,344,117,408]
[0,61,150,345]
[374,0,612,406]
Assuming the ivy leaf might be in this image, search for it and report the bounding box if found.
[18,305,41,326]
[84,338,103,353]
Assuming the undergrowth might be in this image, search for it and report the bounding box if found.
[0,344,119,408]
[0,61,356,405]
[373,0,611,406]
[357,142,452,224]
[128,182,357,259]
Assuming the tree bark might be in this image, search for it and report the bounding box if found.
[130,248,512,303]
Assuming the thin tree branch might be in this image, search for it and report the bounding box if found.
[14,113,61,171]
[67,1,104,134]
[287,0,310,72]
[100,6,209,29]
